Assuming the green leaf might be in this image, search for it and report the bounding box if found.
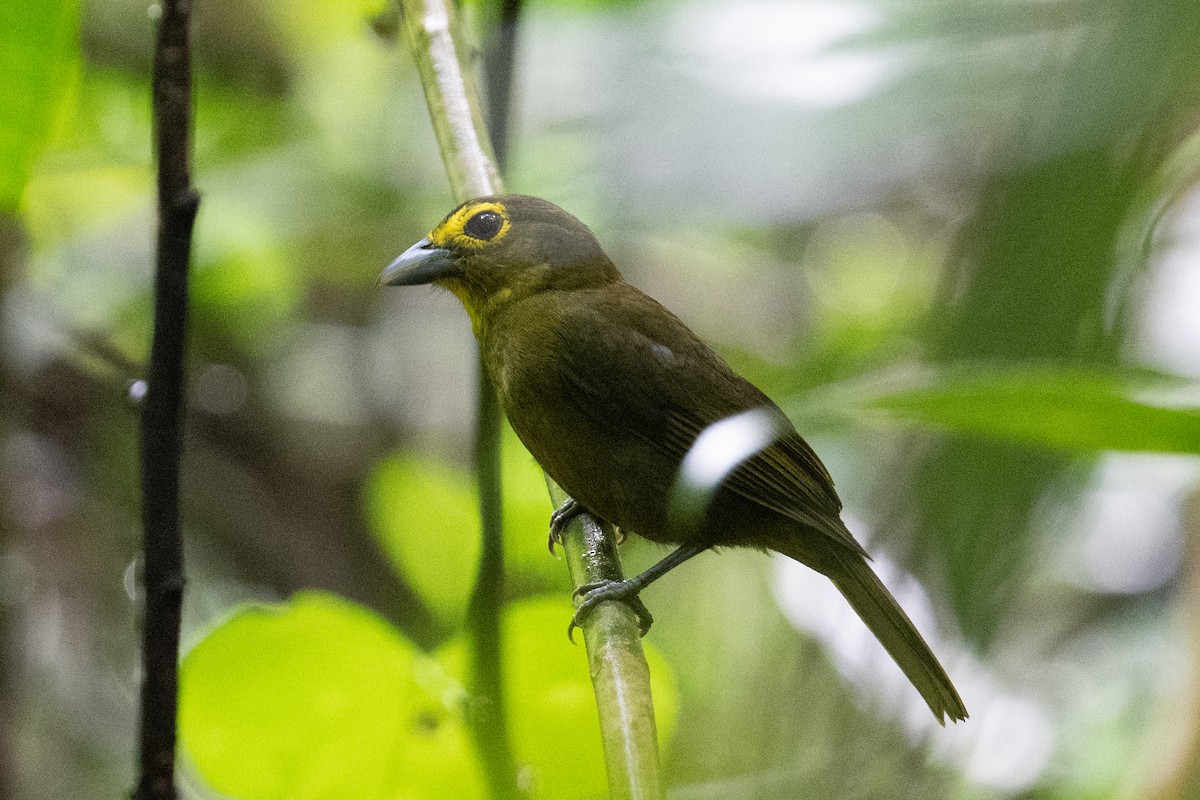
[827,365,1200,454]
[0,0,78,210]
[364,452,482,624]
[179,591,484,800]
[191,241,301,353]
[180,593,677,800]
[363,430,569,625]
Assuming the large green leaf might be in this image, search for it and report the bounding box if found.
[788,363,1199,646]
[0,0,78,210]
[791,364,1200,455]
[180,593,678,800]
[179,592,484,800]
[363,452,481,623]
[867,365,1200,454]
[363,428,568,625]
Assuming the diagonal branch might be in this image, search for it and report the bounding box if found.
[397,1,664,798]
[402,0,500,199]
[546,482,666,800]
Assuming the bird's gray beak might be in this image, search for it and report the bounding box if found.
[380,238,456,286]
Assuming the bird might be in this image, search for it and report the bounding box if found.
[381,194,968,724]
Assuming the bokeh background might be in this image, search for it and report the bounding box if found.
[3,0,1200,797]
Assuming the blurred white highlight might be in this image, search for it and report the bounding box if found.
[1074,454,1193,595]
[671,0,899,108]
[773,515,1056,792]
[1137,184,1200,379]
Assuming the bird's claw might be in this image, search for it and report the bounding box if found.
[566,579,654,642]
[547,498,584,556]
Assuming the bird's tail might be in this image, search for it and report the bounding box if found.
[781,540,968,724]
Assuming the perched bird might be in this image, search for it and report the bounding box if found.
[382,194,968,723]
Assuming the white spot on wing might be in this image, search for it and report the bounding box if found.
[650,343,675,364]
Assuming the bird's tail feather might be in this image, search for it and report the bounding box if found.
[781,541,968,724]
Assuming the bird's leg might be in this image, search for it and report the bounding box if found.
[568,541,709,641]
[547,497,585,555]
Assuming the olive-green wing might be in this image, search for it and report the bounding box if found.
[555,285,866,557]
[659,406,866,557]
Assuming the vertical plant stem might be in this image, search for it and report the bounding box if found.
[399,2,516,796]
[467,361,517,799]
[0,219,18,800]
[135,1,200,799]
[471,0,524,792]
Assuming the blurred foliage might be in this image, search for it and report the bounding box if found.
[869,367,1200,455]
[364,428,566,626]
[180,592,676,800]
[3,0,1200,798]
[785,364,1200,454]
[0,0,78,211]
[180,591,486,800]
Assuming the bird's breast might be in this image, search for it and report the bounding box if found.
[483,304,680,542]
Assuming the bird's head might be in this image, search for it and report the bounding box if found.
[381,195,621,331]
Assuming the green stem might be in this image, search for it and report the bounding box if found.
[469,5,523,788]
[466,359,517,799]
[483,0,522,174]
[398,2,663,797]
[547,481,665,800]
[400,0,500,200]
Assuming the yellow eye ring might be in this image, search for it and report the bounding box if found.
[429,200,511,251]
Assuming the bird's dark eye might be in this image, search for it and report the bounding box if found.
[464,210,504,241]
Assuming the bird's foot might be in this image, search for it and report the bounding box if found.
[547,498,584,556]
[567,579,654,642]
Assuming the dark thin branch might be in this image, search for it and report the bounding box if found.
[465,365,517,799]
[483,0,522,173]
[74,335,448,649]
[134,1,199,799]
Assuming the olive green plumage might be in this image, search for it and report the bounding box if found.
[383,194,968,724]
